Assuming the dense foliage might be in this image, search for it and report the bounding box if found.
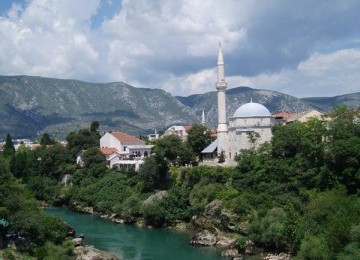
[2,108,359,258]
[0,157,72,258]
[186,123,214,158]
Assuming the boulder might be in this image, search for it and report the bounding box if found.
[191,215,217,231]
[143,191,167,205]
[215,234,236,247]
[72,237,84,247]
[73,245,119,260]
[263,253,291,260]
[244,240,255,255]
[204,199,222,217]
[221,248,242,259]
[190,230,217,246]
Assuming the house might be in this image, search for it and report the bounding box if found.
[272,111,298,125]
[272,109,325,125]
[286,109,324,123]
[99,131,153,171]
[162,125,192,141]
[147,130,159,141]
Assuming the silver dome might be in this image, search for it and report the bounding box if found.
[233,102,271,118]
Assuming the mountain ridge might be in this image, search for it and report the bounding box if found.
[0,75,358,138]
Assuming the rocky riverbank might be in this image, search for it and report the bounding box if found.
[71,234,119,260]
[66,197,293,260]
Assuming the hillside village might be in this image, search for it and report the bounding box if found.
[0,107,325,172]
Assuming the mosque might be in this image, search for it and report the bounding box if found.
[201,45,273,166]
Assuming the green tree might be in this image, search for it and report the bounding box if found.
[187,124,214,158]
[90,121,100,139]
[297,235,332,259]
[338,224,360,259]
[9,145,35,179]
[38,143,72,179]
[66,124,100,156]
[40,133,56,146]
[90,121,100,133]
[138,155,168,192]
[299,189,360,257]
[325,106,360,193]
[247,131,260,150]
[82,147,106,168]
[3,133,15,158]
[153,135,195,166]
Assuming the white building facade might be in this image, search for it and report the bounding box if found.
[100,131,153,170]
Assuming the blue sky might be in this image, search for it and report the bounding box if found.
[0,0,359,97]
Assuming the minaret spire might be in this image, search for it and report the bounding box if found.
[216,42,228,158]
[216,43,227,90]
[201,110,206,126]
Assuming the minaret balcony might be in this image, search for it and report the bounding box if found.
[216,81,227,90]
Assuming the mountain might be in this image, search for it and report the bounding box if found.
[0,75,359,139]
[0,75,197,138]
[301,93,360,112]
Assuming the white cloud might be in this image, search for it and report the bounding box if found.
[0,0,360,97]
[228,48,360,97]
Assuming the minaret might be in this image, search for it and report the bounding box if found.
[201,110,206,126]
[216,43,228,157]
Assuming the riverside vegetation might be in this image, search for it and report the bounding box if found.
[1,106,359,259]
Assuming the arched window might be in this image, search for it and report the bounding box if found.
[144,151,148,157]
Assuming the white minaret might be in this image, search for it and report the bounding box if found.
[216,43,228,157]
[201,110,206,126]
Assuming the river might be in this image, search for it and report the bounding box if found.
[45,207,221,260]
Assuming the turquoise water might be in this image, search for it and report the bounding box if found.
[45,207,221,260]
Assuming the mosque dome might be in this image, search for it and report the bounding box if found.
[233,102,271,118]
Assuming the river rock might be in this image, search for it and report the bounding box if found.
[72,237,84,247]
[244,240,255,255]
[190,230,217,246]
[263,253,291,260]
[221,248,242,259]
[69,201,95,214]
[73,245,119,260]
[191,214,217,231]
[173,221,188,231]
[204,199,222,217]
[143,191,167,205]
[215,234,236,247]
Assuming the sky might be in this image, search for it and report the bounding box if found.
[0,0,360,98]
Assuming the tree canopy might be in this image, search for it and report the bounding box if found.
[186,124,214,158]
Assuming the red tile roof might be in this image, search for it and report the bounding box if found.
[100,147,118,155]
[272,111,297,120]
[184,125,192,131]
[110,131,144,144]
